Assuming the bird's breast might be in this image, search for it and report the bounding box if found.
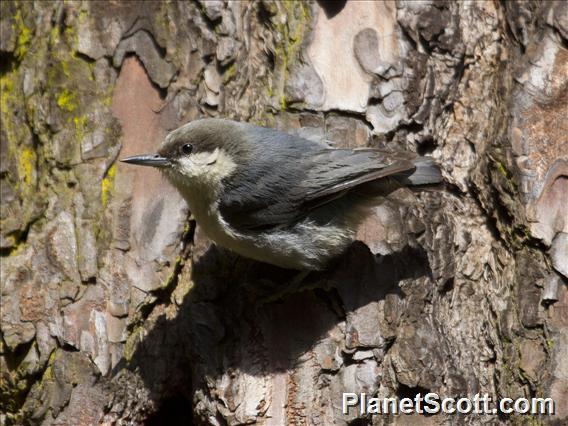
[176,182,355,270]
[182,187,238,245]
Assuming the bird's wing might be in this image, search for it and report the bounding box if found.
[300,149,414,199]
[218,146,415,232]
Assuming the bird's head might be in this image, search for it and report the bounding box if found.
[121,119,246,194]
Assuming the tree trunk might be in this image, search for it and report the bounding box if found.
[1,1,566,425]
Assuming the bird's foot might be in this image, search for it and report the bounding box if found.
[256,270,314,305]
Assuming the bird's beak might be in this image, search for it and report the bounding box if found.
[120,154,170,168]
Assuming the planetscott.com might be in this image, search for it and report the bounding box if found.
[342,393,556,415]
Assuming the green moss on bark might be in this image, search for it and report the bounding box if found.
[269,2,311,111]
[101,164,116,207]
[1,1,119,416]
[14,9,32,60]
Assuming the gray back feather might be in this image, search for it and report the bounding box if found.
[219,124,416,231]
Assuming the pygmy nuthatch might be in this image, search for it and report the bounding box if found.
[121,119,442,270]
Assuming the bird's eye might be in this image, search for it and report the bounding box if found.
[181,143,193,155]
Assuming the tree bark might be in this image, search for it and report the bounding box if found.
[1,1,566,425]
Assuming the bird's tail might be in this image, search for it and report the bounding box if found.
[393,157,443,186]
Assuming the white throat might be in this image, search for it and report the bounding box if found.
[165,149,239,244]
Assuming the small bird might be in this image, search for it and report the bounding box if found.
[121,119,442,270]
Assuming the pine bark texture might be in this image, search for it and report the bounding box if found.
[1,1,567,425]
